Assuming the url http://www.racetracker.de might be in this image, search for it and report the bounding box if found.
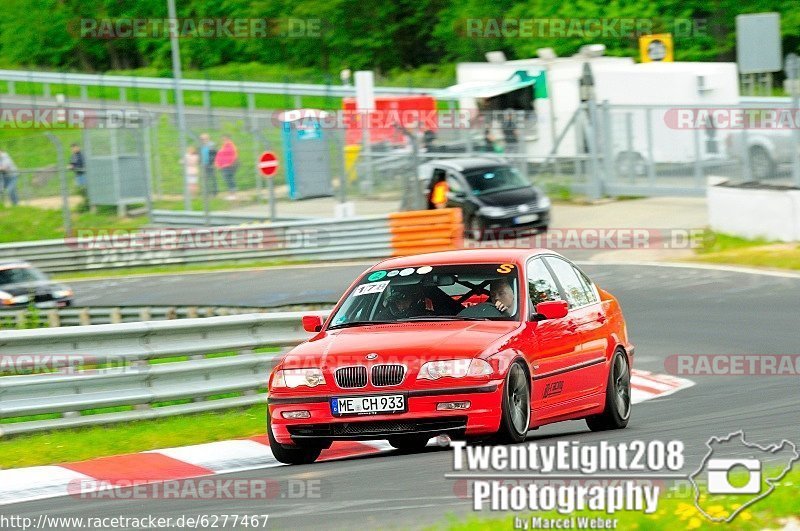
[0,514,270,530]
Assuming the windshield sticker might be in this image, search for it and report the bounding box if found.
[387,270,400,277]
[497,263,515,273]
[416,266,433,275]
[352,281,389,297]
[399,267,415,276]
[367,270,387,281]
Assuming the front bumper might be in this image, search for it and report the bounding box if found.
[269,381,504,445]
[481,208,550,232]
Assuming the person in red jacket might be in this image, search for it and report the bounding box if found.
[214,135,239,200]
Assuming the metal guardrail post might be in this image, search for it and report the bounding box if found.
[645,107,657,187]
[600,102,614,188]
[693,128,703,188]
[47,310,60,328]
[741,126,752,182]
[585,100,603,200]
[45,133,72,237]
[625,112,635,183]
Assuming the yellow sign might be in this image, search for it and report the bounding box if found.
[639,34,674,63]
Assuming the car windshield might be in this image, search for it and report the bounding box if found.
[328,263,521,328]
[463,166,529,195]
[0,266,48,285]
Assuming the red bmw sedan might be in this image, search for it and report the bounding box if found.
[267,249,634,464]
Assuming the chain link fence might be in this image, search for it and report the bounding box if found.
[3,76,800,220]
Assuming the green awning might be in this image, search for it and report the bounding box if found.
[437,69,548,100]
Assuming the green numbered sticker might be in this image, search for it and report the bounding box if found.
[368,270,387,281]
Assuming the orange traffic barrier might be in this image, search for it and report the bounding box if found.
[388,208,463,256]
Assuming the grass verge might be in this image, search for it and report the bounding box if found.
[688,231,800,271]
[436,467,800,530]
[0,404,266,469]
[0,204,147,243]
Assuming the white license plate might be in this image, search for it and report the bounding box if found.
[515,214,539,224]
[35,301,58,308]
[331,395,405,416]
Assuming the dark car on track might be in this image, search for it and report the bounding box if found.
[0,261,74,309]
[420,157,551,238]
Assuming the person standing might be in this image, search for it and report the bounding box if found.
[484,129,496,152]
[182,146,200,197]
[214,135,239,200]
[502,110,518,154]
[199,133,218,197]
[0,148,19,206]
[429,173,449,209]
[68,143,86,188]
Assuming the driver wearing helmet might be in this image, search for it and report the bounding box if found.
[382,283,429,319]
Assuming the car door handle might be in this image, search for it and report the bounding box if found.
[566,322,578,333]
[596,314,606,324]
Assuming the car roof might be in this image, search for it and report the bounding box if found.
[373,249,564,270]
[428,157,511,172]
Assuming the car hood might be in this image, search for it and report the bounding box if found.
[282,320,520,370]
[0,281,66,296]
[476,186,538,207]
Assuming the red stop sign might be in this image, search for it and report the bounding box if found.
[258,151,279,177]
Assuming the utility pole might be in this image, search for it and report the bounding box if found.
[167,0,190,211]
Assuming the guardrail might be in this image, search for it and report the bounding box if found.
[0,209,463,273]
[0,304,329,328]
[0,311,330,436]
[0,69,434,99]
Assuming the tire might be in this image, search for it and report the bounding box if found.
[267,415,322,465]
[615,152,647,178]
[388,435,430,452]
[467,215,485,241]
[748,146,776,180]
[586,350,631,432]
[494,361,531,443]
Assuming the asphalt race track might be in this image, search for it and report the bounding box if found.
[10,262,800,530]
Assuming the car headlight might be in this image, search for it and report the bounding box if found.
[538,195,551,209]
[53,289,73,299]
[417,359,493,380]
[479,206,507,217]
[271,368,326,389]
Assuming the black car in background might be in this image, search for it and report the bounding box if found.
[0,261,74,309]
[420,157,551,238]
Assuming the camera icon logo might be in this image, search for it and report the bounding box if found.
[689,431,799,523]
[706,458,761,494]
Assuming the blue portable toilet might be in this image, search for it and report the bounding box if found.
[278,109,334,200]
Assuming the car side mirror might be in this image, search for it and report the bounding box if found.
[533,300,569,320]
[302,315,323,333]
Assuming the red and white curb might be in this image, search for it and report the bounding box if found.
[630,369,694,403]
[0,370,692,507]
